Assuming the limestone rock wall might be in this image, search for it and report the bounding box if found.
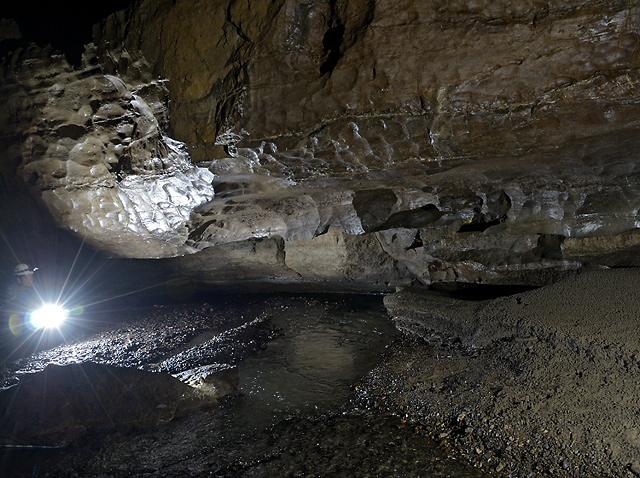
[0,44,214,258]
[95,0,640,167]
[169,147,640,290]
[2,0,640,289]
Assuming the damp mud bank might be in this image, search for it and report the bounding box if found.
[360,268,640,477]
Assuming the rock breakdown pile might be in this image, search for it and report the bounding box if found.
[361,269,640,476]
[0,301,273,448]
[2,0,640,289]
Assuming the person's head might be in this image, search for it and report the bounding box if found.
[14,263,36,287]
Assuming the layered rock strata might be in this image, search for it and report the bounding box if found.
[1,0,640,289]
[173,146,640,290]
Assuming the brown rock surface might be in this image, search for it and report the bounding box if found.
[95,0,640,165]
[1,0,640,289]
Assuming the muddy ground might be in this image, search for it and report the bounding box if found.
[4,270,640,476]
[359,268,640,477]
[0,294,489,478]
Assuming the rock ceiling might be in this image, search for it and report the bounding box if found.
[1,0,640,291]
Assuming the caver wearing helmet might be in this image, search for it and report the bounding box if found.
[1,263,38,310]
[14,263,34,275]
[0,263,41,355]
[14,263,36,283]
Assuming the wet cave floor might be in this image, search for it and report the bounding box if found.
[0,293,489,478]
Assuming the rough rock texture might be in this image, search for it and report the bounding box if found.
[0,302,276,388]
[0,301,276,448]
[361,269,640,476]
[0,44,214,258]
[0,362,217,446]
[2,0,640,289]
[93,0,640,164]
[173,151,640,290]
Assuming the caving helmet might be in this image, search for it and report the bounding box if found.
[14,263,36,276]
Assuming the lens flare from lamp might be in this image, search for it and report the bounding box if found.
[27,304,68,330]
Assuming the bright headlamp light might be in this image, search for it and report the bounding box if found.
[27,303,68,330]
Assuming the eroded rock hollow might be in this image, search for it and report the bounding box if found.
[2,0,640,290]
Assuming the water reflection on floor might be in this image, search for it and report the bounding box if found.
[232,296,397,433]
[1,294,489,477]
[209,295,489,477]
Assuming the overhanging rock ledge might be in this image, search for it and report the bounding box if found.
[2,1,640,291]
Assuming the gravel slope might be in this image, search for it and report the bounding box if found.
[364,269,640,477]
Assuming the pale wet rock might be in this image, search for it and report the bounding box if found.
[174,365,239,399]
[162,151,640,290]
[0,45,214,259]
[0,362,217,446]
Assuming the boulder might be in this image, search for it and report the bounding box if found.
[0,362,217,446]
